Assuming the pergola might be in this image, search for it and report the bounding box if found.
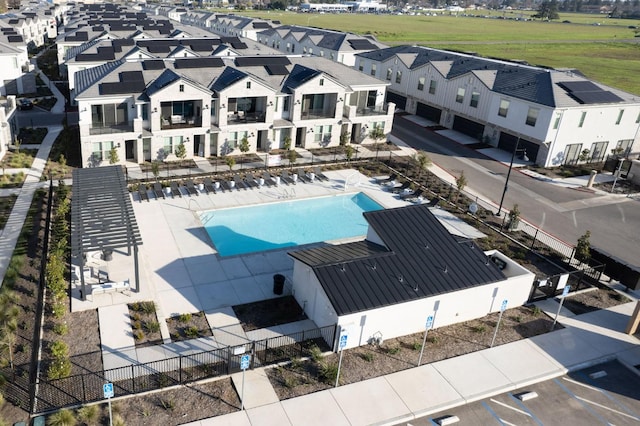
[71,166,142,301]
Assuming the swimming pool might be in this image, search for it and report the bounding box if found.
[199,193,383,257]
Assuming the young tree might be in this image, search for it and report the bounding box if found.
[225,156,236,171]
[578,149,591,163]
[151,161,160,181]
[283,135,292,151]
[339,131,351,146]
[108,146,119,165]
[239,136,250,169]
[175,142,187,166]
[507,204,521,231]
[575,230,592,263]
[344,145,355,162]
[287,149,297,169]
[368,126,386,145]
[455,171,467,202]
[533,0,560,20]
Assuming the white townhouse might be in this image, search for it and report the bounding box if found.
[73,55,394,167]
[0,96,17,162]
[0,39,31,96]
[256,25,386,67]
[357,45,640,167]
[206,15,277,41]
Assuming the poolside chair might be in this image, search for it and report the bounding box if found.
[400,188,423,201]
[244,173,259,189]
[170,181,182,198]
[185,180,199,196]
[153,182,165,199]
[262,172,275,187]
[233,174,247,190]
[220,179,233,191]
[376,173,397,185]
[391,181,411,194]
[138,185,149,202]
[203,177,217,194]
[280,170,295,185]
[313,166,330,181]
[294,169,310,183]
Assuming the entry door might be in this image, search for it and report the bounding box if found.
[193,135,204,156]
[295,127,304,147]
[125,140,135,161]
[143,138,151,161]
[257,130,264,150]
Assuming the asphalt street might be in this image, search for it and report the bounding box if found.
[391,115,640,268]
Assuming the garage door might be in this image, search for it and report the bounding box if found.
[385,91,407,110]
[452,116,484,138]
[498,133,540,163]
[416,102,442,123]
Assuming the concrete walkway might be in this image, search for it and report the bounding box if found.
[183,297,640,426]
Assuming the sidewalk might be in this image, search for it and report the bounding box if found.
[184,297,640,426]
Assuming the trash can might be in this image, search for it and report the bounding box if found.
[273,274,285,295]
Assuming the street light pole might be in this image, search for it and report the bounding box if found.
[496,137,520,217]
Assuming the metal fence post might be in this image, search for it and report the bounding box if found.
[179,355,182,383]
[531,227,539,250]
[131,365,135,392]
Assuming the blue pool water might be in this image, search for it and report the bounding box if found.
[200,193,383,257]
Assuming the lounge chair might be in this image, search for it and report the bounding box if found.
[233,174,247,190]
[138,185,149,202]
[153,182,165,199]
[294,169,310,183]
[220,179,234,191]
[262,172,275,187]
[376,173,397,184]
[170,181,182,198]
[400,188,423,200]
[391,181,411,194]
[280,170,294,185]
[313,166,329,181]
[185,180,199,196]
[203,177,217,194]
[244,173,259,188]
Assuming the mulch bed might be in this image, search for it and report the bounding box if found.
[562,287,631,315]
[166,312,213,342]
[233,296,307,332]
[128,302,163,347]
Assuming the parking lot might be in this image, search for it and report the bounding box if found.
[399,360,640,426]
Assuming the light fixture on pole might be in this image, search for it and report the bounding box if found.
[496,137,520,217]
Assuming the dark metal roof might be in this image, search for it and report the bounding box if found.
[71,166,142,257]
[284,64,321,89]
[291,204,505,316]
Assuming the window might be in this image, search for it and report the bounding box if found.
[616,109,624,125]
[526,107,539,126]
[314,125,332,144]
[91,103,128,128]
[179,84,184,92]
[428,79,437,95]
[636,111,640,123]
[578,111,586,128]
[470,91,480,108]
[373,121,384,130]
[386,68,392,81]
[553,113,561,129]
[616,139,632,155]
[246,81,251,89]
[358,61,364,72]
[91,141,113,161]
[590,141,608,162]
[455,87,465,103]
[319,78,324,86]
[320,50,324,57]
[417,77,425,91]
[395,70,402,84]
[330,53,334,60]
[498,99,510,117]
[286,42,290,52]
[370,64,376,76]
[163,136,174,154]
[563,143,582,165]
[141,104,149,121]
[228,131,247,150]
[283,96,290,112]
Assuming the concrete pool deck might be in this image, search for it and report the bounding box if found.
[70,169,483,372]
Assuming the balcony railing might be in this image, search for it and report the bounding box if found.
[301,108,335,120]
[160,115,203,130]
[89,124,133,135]
[227,111,266,124]
[355,106,388,117]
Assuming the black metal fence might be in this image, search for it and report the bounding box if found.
[33,324,335,413]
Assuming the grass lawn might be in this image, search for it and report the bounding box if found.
[229,10,640,94]
[1,150,36,168]
[0,195,17,229]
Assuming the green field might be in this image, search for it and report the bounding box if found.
[228,10,640,94]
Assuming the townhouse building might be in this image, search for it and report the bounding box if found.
[0,96,17,162]
[0,39,31,96]
[73,55,394,167]
[357,45,640,167]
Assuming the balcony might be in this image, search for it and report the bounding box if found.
[301,108,335,120]
[227,110,266,124]
[160,115,203,130]
[89,124,133,135]
[355,105,388,117]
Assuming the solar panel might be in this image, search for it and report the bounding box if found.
[235,56,291,67]
[570,91,624,105]
[174,57,224,69]
[558,81,600,93]
[147,45,170,53]
[7,35,23,43]
[230,42,248,50]
[100,80,146,95]
[143,60,165,70]
[189,43,215,52]
[265,64,289,75]
[120,71,144,82]
[348,39,377,50]
[253,22,270,29]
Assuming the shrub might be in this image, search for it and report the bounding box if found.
[178,313,192,323]
[76,404,100,425]
[133,330,144,341]
[160,398,174,411]
[531,306,542,316]
[283,376,298,388]
[290,357,303,370]
[46,409,76,426]
[47,358,71,380]
[185,326,199,339]
[141,301,156,314]
[52,322,68,335]
[49,341,68,359]
[131,312,141,322]
[471,325,486,333]
[412,342,422,351]
[360,352,374,362]
[386,346,401,355]
[144,320,160,333]
[318,361,339,385]
[309,344,323,362]
[113,414,126,426]
[131,321,141,330]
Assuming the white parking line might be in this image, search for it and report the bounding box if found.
[490,398,532,417]
[575,396,640,421]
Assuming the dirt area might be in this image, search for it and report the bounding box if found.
[563,287,632,315]
[128,302,163,347]
[233,296,307,332]
[594,179,640,195]
[166,312,213,342]
[267,305,558,400]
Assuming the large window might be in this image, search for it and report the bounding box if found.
[386,68,392,81]
[578,111,586,128]
[428,79,437,95]
[455,87,465,103]
[370,64,376,76]
[590,141,608,162]
[553,113,561,129]
[91,141,113,161]
[417,77,425,91]
[498,99,509,117]
[395,70,402,84]
[526,107,539,127]
[616,139,633,155]
[470,91,480,108]
[314,125,332,145]
[616,109,624,125]
[91,103,128,128]
[163,136,174,154]
[227,131,247,150]
[172,101,194,118]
